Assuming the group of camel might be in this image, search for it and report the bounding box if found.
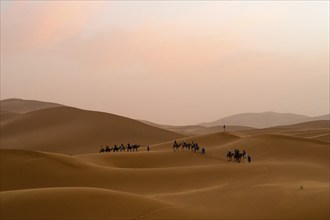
[173,140,205,154]
[99,144,140,153]
[99,141,250,163]
[227,149,251,163]
[172,140,252,163]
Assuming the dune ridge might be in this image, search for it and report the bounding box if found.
[0,98,63,114]
[0,107,184,154]
[199,111,330,128]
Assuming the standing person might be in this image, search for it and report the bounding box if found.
[227,148,234,161]
[223,125,226,132]
[147,145,150,152]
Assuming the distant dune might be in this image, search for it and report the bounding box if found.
[238,120,330,143]
[199,111,330,128]
[140,120,254,136]
[0,98,63,114]
[0,107,184,154]
[276,120,330,129]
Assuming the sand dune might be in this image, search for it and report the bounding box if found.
[0,110,21,123]
[240,120,330,143]
[1,101,329,219]
[140,120,254,136]
[311,133,330,143]
[150,132,242,152]
[199,111,329,128]
[0,107,184,154]
[280,120,330,129]
[1,187,183,220]
[1,126,329,219]
[0,98,63,113]
[153,180,329,220]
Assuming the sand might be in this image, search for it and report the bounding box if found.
[0,98,63,114]
[0,105,329,219]
[0,107,184,154]
[140,120,254,136]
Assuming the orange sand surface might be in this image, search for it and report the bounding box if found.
[1,105,329,219]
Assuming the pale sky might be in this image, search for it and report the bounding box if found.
[1,1,329,125]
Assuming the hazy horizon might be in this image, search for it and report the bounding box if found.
[1,1,329,125]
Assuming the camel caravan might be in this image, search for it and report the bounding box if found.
[98,141,251,164]
[172,140,206,154]
[227,148,252,163]
[99,143,140,153]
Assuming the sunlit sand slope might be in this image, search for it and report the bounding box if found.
[0,107,184,154]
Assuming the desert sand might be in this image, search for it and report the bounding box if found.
[0,102,329,219]
[0,106,183,154]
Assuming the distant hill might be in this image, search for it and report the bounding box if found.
[311,114,330,121]
[236,120,330,143]
[0,98,63,114]
[139,120,253,136]
[275,120,330,130]
[1,107,184,154]
[199,112,330,128]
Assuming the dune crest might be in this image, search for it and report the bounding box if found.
[0,107,184,154]
[0,98,63,114]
